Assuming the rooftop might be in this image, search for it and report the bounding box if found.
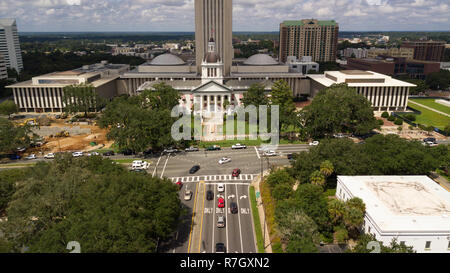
[308,70,417,88]
[283,19,338,27]
[338,176,450,233]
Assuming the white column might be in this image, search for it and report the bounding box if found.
[221,95,224,112]
[207,95,211,113]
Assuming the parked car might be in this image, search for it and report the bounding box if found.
[232,143,247,150]
[72,152,84,158]
[309,141,320,146]
[218,157,232,165]
[25,154,37,160]
[217,183,225,193]
[103,151,115,156]
[16,147,26,153]
[87,152,100,157]
[131,160,149,170]
[185,146,199,152]
[44,153,55,159]
[189,165,200,174]
[215,243,226,253]
[263,150,277,157]
[206,145,221,151]
[218,197,225,208]
[333,133,346,139]
[184,190,193,201]
[217,216,226,228]
[287,153,294,161]
[143,149,155,158]
[206,190,214,201]
[232,168,241,177]
[8,154,21,160]
[230,202,238,214]
[122,149,134,156]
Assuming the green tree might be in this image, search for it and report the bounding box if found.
[0,100,18,119]
[425,70,450,90]
[63,84,104,117]
[0,118,33,154]
[320,160,335,177]
[351,234,415,253]
[270,80,298,130]
[98,83,181,153]
[291,184,330,233]
[266,169,295,191]
[241,83,269,109]
[310,170,326,188]
[1,155,182,253]
[300,84,378,139]
[328,199,346,226]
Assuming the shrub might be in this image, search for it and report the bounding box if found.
[387,115,396,122]
[394,119,403,126]
[381,112,389,119]
[334,227,349,244]
[404,114,416,122]
[377,119,384,126]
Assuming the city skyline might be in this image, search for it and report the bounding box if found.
[0,0,449,32]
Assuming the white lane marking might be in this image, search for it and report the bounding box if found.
[236,184,244,254]
[160,155,170,179]
[212,185,216,254]
[254,146,260,159]
[225,184,229,253]
[152,156,162,177]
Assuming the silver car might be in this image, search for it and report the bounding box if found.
[217,216,226,228]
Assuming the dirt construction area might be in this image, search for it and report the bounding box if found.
[26,118,114,153]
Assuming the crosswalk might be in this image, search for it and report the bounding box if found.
[170,174,258,183]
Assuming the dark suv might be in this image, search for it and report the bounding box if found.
[230,202,238,214]
[206,190,214,201]
[189,165,200,174]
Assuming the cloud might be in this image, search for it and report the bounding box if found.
[0,0,448,32]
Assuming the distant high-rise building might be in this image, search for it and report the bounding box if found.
[279,19,339,63]
[0,54,7,80]
[0,18,23,72]
[402,41,445,62]
[195,0,233,76]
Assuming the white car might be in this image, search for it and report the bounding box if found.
[217,184,225,193]
[218,157,232,165]
[87,152,100,157]
[422,141,438,147]
[131,160,150,170]
[25,154,37,160]
[263,151,277,157]
[72,152,84,157]
[44,153,55,159]
[232,143,247,150]
[184,190,193,201]
[309,141,320,146]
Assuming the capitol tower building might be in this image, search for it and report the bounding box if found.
[119,0,310,119]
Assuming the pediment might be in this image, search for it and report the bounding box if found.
[192,81,232,93]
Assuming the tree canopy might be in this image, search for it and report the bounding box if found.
[300,84,378,139]
[0,155,182,253]
[241,83,269,109]
[0,100,18,119]
[0,118,33,154]
[63,84,104,117]
[98,83,181,153]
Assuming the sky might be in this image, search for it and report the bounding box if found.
[0,0,449,32]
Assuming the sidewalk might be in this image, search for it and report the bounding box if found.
[431,172,450,192]
[251,171,272,253]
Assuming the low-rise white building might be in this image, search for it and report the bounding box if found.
[309,70,416,112]
[286,56,319,74]
[337,176,450,253]
[6,61,129,113]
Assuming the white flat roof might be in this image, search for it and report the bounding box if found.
[338,176,450,234]
[309,71,417,88]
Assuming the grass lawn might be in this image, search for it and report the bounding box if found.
[250,186,265,253]
[410,99,450,115]
[403,102,450,130]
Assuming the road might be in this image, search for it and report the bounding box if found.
[155,144,310,254]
